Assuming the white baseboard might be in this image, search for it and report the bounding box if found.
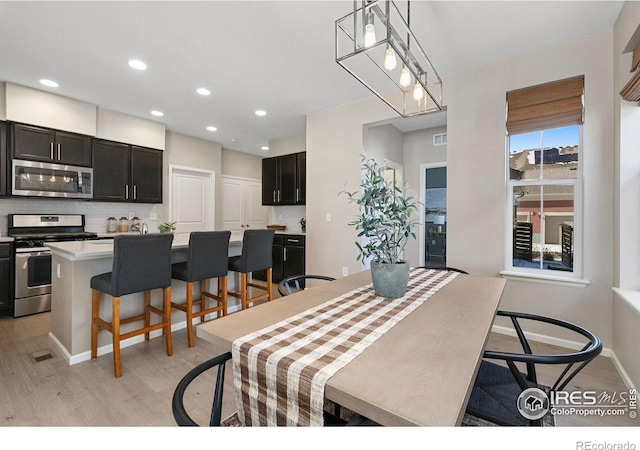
[609,350,637,391]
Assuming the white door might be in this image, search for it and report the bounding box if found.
[170,165,215,235]
[222,176,266,234]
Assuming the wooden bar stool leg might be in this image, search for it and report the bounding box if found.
[144,290,152,341]
[164,286,173,356]
[266,267,273,301]
[186,282,194,348]
[112,296,122,378]
[91,289,100,359]
[220,276,227,318]
[241,272,248,310]
[199,280,207,323]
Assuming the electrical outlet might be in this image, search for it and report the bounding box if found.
[149,212,158,221]
[129,212,134,220]
[56,264,61,279]
[342,266,348,276]
[326,212,332,222]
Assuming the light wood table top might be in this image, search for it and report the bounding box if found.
[196,270,506,426]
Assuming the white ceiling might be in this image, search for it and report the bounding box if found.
[0,1,624,155]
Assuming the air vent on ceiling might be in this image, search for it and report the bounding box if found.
[433,133,447,146]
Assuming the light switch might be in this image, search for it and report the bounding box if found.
[56,264,61,279]
[326,213,332,222]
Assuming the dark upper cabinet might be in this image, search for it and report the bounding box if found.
[262,151,305,205]
[92,139,130,201]
[131,146,163,203]
[0,121,7,197]
[92,139,163,203]
[12,123,91,167]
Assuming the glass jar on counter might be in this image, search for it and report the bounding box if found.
[107,217,117,233]
[130,217,141,233]
[118,217,129,233]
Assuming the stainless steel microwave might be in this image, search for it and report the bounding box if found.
[12,160,93,199]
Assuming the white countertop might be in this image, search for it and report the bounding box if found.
[46,232,242,261]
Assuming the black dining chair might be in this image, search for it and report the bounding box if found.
[417,265,468,274]
[278,274,336,296]
[466,310,602,426]
[90,233,174,378]
[171,231,231,348]
[172,351,368,427]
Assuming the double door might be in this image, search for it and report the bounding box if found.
[92,139,163,203]
[12,123,92,167]
[222,176,266,234]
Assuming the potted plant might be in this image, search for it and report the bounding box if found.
[341,156,418,298]
[158,222,176,233]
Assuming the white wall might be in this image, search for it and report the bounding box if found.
[5,82,96,136]
[446,29,615,347]
[97,108,165,150]
[267,133,305,157]
[613,0,640,389]
[307,29,616,350]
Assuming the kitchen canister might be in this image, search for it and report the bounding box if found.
[107,217,117,233]
[118,217,129,233]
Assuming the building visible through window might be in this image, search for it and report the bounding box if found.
[506,75,584,275]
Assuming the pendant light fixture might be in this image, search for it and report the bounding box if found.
[335,0,442,117]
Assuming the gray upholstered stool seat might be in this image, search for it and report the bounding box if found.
[171,231,231,348]
[227,229,274,310]
[90,233,174,378]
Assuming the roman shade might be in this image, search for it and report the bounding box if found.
[506,75,584,135]
[620,41,640,105]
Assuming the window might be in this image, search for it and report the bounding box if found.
[506,76,584,277]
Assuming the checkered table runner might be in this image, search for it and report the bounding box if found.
[231,268,459,426]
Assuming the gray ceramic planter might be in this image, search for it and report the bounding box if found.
[370,261,410,298]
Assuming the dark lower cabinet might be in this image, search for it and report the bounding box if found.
[255,234,305,285]
[92,139,163,203]
[0,242,13,317]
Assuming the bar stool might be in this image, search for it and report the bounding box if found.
[90,233,174,378]
[171,231,231,348]
[227,229,275,310]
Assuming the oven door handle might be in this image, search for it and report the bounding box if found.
[15,247,51,254]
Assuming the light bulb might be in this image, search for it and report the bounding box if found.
[384,47,397,71]
[364,24,376,47]
[364,11,376,47]
[399,67,411,89]
[412,82,425,101]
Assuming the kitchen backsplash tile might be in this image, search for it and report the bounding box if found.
[0,198,158,235]
[269,205,306,233]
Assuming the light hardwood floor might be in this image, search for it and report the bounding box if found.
[0,309,637,427]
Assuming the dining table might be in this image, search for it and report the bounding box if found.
[196,268,506,427]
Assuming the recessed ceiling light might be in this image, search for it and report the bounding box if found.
[206,126,217,132]
[39,79,59,88]
[231,138,238,143]
[129,59,147,70]
[261,146,269,151]
[151,110,164,117]
[255,110,267,116]
[197,88,211,96]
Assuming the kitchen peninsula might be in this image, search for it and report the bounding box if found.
[46,233,243,365]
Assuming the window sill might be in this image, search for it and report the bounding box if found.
[500,270,590,288]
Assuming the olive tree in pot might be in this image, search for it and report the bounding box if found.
[341,156,418,298]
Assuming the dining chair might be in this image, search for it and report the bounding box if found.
[90,233,174,378]
[466,310,602,426]
[417,265,468,274]
[277,274,336,296]
[171,351,369,426]
[171,231,231,348]
[227,229,275,310]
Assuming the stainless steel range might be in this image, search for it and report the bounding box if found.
[8,214,97,317]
